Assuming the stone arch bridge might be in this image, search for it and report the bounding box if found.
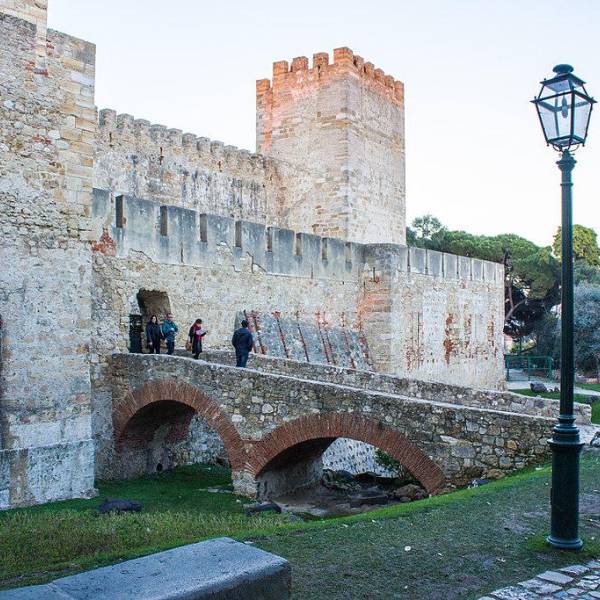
[105,353,573,498]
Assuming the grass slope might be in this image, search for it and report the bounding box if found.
[1,456,598,598]
[0,465,291,589]
[256,453,600,599]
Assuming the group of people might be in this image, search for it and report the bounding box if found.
[144,314,254,367]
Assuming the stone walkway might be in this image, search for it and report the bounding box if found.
[479,560,600,599]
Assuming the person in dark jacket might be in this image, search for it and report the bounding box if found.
[145,315,162,354]
[188,318,207,359]
[232,320,254,368]
[161,312,178,355]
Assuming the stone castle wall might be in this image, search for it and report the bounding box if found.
[256,48,406,245]
[95,110,284,224]
[362,246,505,387]
[89,188,504,388]
[0,0,506,509]
[0,2,95,507]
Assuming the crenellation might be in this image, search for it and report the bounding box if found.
[312,52,329,68]
[427,250,444,278]
[181,132,197,147]
[291,56,308,71]
[167,128,182,145]
[394,80,404,103]
[483,260,496,283]
[272,60,289,76]
[196,135,211,156]
[333,46,353,64]
[256,78,270,94]
[459,255,472,280]
[472,258,484,281]
[149,123,167,142]
[443,253,459,280]
[92,188,501,288]
[98,108,116,127]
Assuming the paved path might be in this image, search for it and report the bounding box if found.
[480,560,600,599]
[506,375,600,397]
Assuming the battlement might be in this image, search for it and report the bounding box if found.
[98,109,276,177]
[256,47,404,107]
[91,188,503,285]
[256,46,406,245]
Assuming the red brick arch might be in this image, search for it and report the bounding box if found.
[249,413,446,494]
[113,379,247,471]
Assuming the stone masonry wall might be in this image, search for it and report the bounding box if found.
[362,245,506,388]
[194,351,592,425]
[90,189,504,390]
[257,48,405,245]
[108,354,552,497]
[94,110,286,225]
[0,3,96,507]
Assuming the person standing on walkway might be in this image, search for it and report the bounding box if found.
[161,312,178,355]
[145,314,162,354]
[188,318,208,359]
[232,319,254,368]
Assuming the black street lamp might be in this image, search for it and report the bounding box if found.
[532,65,595,550]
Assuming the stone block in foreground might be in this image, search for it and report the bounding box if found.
[0,537,291,599]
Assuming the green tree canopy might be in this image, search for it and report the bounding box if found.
[574,285,600,377]
[553,224,600,266]
[574,261,600,286]
[411,214,445,241]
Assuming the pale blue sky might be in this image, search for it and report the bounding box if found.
[48,1,600,246]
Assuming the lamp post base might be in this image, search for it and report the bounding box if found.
[546,535,583,550]
[547,431,584,551]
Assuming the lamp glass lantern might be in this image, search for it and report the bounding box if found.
[533,64,595,150]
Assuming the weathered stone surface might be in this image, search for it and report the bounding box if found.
[0,5,96,508]
[195,351,592,425]
[1,0,507,511]
[105,354,553,497]
[0,537,291,599]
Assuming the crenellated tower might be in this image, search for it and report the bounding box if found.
[256,47,406,245]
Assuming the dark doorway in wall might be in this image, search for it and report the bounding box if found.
[137,290,171,325]
[129,290,172,353]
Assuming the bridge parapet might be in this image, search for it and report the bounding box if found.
[190,351,592,425]
[104,353,553,498]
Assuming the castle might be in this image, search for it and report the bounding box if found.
[0,0,505,508]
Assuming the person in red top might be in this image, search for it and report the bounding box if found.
[188,318,208,359]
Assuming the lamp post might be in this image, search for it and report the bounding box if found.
[532,65,595,550]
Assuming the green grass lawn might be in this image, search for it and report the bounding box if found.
[0,465,291,590]
[256,453,600,599]
[578,383,600,392]
[1,456,599,598]
[513,388,600,424]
